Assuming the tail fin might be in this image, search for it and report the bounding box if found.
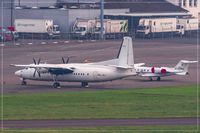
[175,60,198,75]
[117,37,134,68]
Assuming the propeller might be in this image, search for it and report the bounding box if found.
[62,56,75,64]
[33,58,41,65]
[33,58,41,77]
[62,57,69,64]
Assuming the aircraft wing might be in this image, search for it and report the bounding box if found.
[10,64,74,75]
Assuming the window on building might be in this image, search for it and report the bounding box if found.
[179,0,182,6]
[189,0,192,6]
[194,0,197,6]
[183,0,186,6]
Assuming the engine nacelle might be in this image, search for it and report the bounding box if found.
[37,68,48,73]
[151,67,167,74]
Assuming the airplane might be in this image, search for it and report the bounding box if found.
[134,60,198,81]
[11,37,137,88]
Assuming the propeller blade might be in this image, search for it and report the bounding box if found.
[66,57,70,63]
[38,58,41,65]
[33,69,36,77]
[37,71,41,77]
[62,57,65,64]
[33,58,36,65]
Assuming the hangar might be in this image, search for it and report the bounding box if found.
[0,0,192,34]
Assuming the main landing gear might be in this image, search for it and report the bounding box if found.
[53,82,60,88]
[52,75,61,88]
[81,82,89,88]
[149,77,161,81]
[157,77,161,81]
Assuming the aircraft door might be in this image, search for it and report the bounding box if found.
[93,71,100,81]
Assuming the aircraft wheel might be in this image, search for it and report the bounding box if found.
[53,82,60,88]
[149,77,153,81]
[81,82,89,88]
[157,77,161,81]
[21,81,27,85]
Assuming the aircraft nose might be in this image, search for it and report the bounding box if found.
[15,70,22,77]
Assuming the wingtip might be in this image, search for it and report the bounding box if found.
[10,64,16,67]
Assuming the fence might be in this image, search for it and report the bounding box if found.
[1,29,199,46]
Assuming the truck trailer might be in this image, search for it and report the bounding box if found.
[72,18,128,39]
[72,18,96,38]
[93,19,128,38]
[136,17,199,38]
[177,18,199,35]
[15,19,60,38]
[136,18,179,38]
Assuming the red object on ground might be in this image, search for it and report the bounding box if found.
[7,26,15,31]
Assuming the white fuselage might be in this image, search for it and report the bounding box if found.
[15,63,136,82]
[135,66,180,77]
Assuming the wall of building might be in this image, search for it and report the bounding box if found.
[14,9,69,32]
[167,0,200,18]
[0,8,12,28]
[181,0,200,17]
[0,0,13,27]
[166,0,180,6]
[57,0,100,3]
[14,0,57,7]
[12,8,128,33]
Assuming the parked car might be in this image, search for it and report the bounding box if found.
[0,27,19,41]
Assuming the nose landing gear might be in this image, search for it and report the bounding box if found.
[20,78,27,85]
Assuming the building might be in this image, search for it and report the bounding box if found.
[166,0,200,18]
[0,0,14,27]
[104,0,190,32]
[1,0,194,34]
[14,0,57,7]
[13,6,128,33]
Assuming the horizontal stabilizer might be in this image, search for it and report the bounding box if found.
[134,63,145,67]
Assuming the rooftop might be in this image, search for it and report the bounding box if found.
[103,0,188,13]
[55,0,188,13]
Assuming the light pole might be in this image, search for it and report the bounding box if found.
[100,0,104,40]
[11,0,14,26]
[18,0,21,6]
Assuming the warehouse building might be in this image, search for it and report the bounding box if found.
[1,0,192,34]
[166,0,200,24]
[104,0,190,33]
